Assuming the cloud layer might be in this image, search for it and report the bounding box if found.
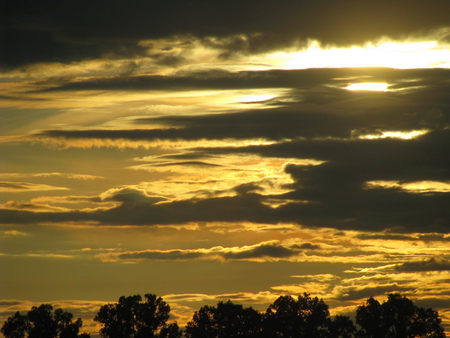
[2,0,450,69]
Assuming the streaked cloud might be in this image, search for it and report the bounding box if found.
[0,173,103,180]
[0,181,69,192]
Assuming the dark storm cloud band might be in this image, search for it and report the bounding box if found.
[2,0,450,68]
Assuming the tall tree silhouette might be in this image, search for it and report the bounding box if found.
[1,304,88,338]
[356,293,445,338]
[94,294,180,338]
[185,300,262,337]
[262,293,330,337]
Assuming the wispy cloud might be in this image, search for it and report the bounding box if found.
[0,181,69,192]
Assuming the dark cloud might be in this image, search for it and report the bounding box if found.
[223,244,296,260]
[3,67,450,234]
[118,250,204,261]
[112,242,302,262]
[335,285,415,301]
[3,127,450,232]
[150,161,222,168]
[0,301,22,306]
[395,258,450,272]
[2,0,450,68]
[291,243,320,250]
[35,68,450,143]
[356,233,450,242]
[100,187,167,205]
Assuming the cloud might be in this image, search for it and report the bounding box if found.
[0,137,449,232]
[26,68,450,148]
[222,243,297,260]
[395,258,450,272]
[1,67,449,234]
[0,173,103,180]
[2,1,450,68]
[99,187,168,205]
[333,284,415,301]
[0,181,69,192]
[0,201,70,213]
[0,230,29,238]
[96,240,321,263]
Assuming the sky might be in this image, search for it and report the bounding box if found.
[1,0,450,335]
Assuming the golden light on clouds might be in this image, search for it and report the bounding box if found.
[365,180,450,193]
[129,155,324,200]
[356,129,429,140]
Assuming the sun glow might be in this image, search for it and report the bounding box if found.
[356,129,429,140]
[346,83,389,91]
[265,36,450,69]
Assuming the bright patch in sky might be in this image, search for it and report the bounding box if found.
[266,38,450,69]
[357,129,429,139]
[346,83,389,91]
[239,94,277,103]
[365,180,450,193]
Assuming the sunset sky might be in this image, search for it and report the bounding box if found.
[1,0,450,335]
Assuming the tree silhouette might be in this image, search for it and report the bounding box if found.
[185,300,262,337]
[158,322,183,338]
[1,304,88,338]
[327,315,357,338]
[1,311,31,338]
[262,293,330,337]
[356,293,445,338]
[94,294,180,338]
[3,293,446,338]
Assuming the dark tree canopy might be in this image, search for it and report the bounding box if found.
[94,293,180,338]
[1,304,88,338]
[1,312,31,338]
[356,293,446,338]
[185,300,262,337]
[3,292,446,338]
[327,315,357,338]
[263,293,330,337]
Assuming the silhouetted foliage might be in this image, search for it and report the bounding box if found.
[356,293,446,338]
[263,293,330,337]
[94,293,181,338]
[158,322,183,338]
[185,300,262,337]
[1,312,31,338]
[327,315,357,338]
[1,304,88,338]
[3,293,446,338]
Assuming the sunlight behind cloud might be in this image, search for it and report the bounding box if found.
[355,129,429,140]
[346,83,389,91]
[266,37,450,69]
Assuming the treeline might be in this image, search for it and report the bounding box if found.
[1,293,446,337]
